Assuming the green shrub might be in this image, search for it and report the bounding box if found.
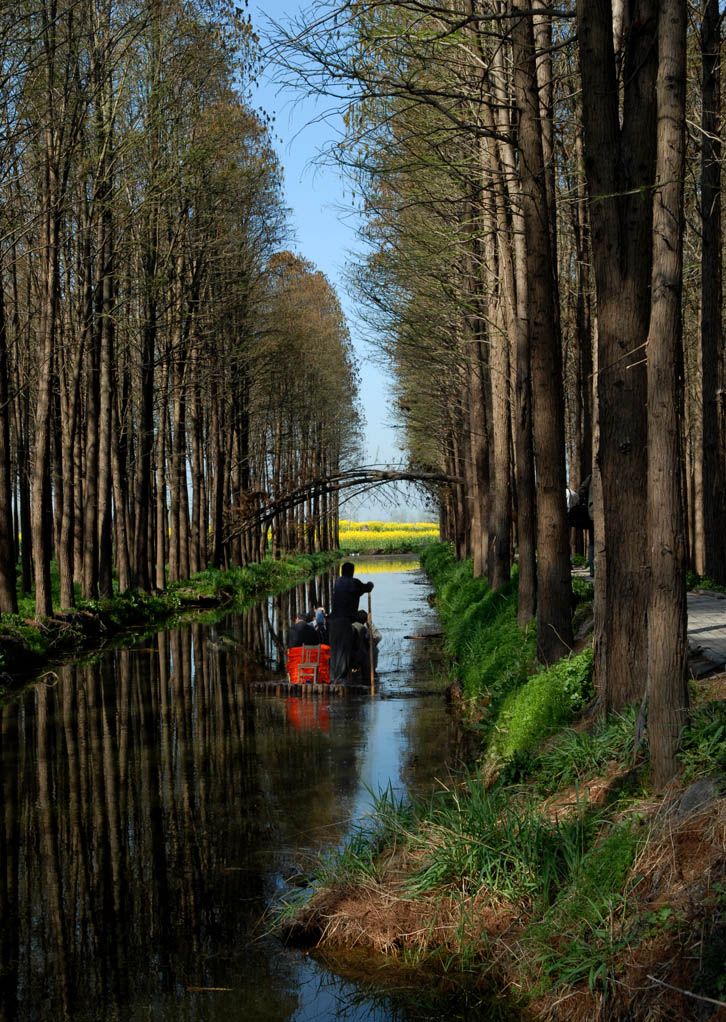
[687,570,726,593]
[0,614,50,658]
[571,576,594,603]
[486,648,594,765]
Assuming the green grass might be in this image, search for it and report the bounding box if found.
[526,707,639,795]
[420,544,535,715]
[527,821,641,994]
[404,778,601,907]
[678,700,726,782]
[485,648,594,768]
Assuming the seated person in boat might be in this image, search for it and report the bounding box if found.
[351,609,381,677]
[287,611,320,649]
[313,606,328,644]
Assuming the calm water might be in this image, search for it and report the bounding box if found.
[0,557,520,1021]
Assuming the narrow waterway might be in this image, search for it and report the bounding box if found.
[0,557,519,1021]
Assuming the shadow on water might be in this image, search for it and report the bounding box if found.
[0,557,524,1021]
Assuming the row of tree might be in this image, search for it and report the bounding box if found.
[274,0,717,780]
[0,0,360,620]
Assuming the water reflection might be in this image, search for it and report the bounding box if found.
[0,560,517,1021]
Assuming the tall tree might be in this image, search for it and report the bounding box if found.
[647,0,688,783]
[577,0,657,708]
[698,0,726,584]
[512,0,572,662]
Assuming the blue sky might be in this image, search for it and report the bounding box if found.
[248,1,432,520]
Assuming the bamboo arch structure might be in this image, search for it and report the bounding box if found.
[224,467,463,544]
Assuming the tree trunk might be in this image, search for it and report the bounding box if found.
[512,1,573,662]
[96,205,114,599]
[700,0,726,584]
[647,0,689,785]
[32,172,59,618]
[0,267,17,613]
[133,273,156,591]
[488,38,536,624]
[577,0,657,707]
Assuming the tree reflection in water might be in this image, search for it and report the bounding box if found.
[0,560,483,1022]
[0,612,367,1022]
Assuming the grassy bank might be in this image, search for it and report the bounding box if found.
[281,543,726,1020]
[0,550,341,696]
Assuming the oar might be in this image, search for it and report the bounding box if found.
[368,592,375,695]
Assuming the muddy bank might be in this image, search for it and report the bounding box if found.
[280,736,726,1020]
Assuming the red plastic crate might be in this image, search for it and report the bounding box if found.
[286,644,331,684]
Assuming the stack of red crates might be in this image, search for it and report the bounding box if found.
[286,644,331,684]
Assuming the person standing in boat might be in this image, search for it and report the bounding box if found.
[328,562,374,683]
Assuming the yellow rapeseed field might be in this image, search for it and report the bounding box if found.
[338,520,438,551]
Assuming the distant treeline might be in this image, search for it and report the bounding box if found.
[0,0,360,618]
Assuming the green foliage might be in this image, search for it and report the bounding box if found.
[486,648,594,766]
[0,613,50,658]
[194,552,339,605]
[527,707,639,795]
[678,700,726,781]
[686,571,726,593]
[420,543,534,714]
[404,780,600,908]
[340,536,430,554]
[528,822,640,993]
[571,576,594,603]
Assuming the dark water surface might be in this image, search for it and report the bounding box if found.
[0,557,519,1021]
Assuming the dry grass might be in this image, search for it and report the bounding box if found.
[280,766,726,1021]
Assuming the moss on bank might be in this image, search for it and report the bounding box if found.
[280,543,726,1020]
[0,550,341,696]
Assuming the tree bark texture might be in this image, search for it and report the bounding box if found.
[647,0,689,785]
[699,0,726,584]
[512,1,573,662]
[577,0,657,708]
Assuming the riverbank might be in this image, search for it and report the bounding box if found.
[280,544,726,1021]
[0,551,342,697]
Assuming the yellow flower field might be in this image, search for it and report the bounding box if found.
[338,520,438,553]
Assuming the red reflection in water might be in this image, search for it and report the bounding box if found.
[285,696,331,733]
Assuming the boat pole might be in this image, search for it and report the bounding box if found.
[368,592,375,695]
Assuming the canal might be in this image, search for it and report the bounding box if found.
[0,557,518,1021]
